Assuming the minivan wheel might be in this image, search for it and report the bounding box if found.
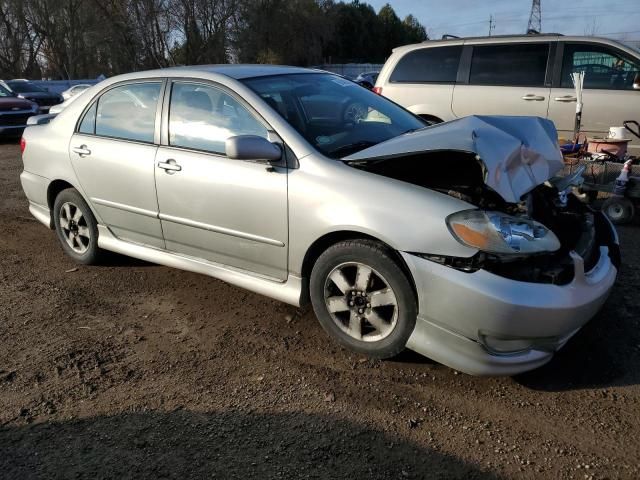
[310,240,417,359]
[602,196,635,225]
[53,188,101,264]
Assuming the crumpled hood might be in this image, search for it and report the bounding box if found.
[344,115,564,203]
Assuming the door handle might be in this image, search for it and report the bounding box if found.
[521,94,546,101]
[554,95,577,102]
[157,159,182,174]
[72,145,91,157]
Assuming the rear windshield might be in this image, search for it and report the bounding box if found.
[0,84,14,97]
[7,81,46,93]
[242,73,424,159]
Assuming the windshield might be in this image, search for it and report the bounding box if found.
[0,84,14,97]
[7,81,46,93]
[242,73,424,158]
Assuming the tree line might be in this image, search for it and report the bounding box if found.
[0,0,427,80]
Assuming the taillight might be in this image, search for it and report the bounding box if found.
[20,137,26,154]
[372,86,383,95]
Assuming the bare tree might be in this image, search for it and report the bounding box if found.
[0,0,42,77]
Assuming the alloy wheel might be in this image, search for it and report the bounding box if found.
[323,262,399,342]
[59,201,90,254]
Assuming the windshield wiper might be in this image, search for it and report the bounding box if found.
[327,140,378,157]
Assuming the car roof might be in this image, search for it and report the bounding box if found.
[391,34,635,54]
[160,64,323,80]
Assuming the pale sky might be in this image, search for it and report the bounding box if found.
[367,0,640,43]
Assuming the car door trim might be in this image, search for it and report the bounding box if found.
[158,213,285,247]
[73,78,167,144]
[90,197,158,218]
[96,225,301,305]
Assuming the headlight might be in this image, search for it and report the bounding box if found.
[446,210,560,254]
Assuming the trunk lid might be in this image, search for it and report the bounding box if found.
[0,97,34,112]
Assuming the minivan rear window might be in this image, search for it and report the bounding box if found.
[469,43,549,87]
[390,46,462,83]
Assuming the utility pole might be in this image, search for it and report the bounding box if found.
[488,15,495,36]
[527,0,542,34]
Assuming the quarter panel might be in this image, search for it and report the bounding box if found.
[383,84,456,121]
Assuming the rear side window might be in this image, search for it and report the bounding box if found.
[390,46,462,83]
[469,43,549,86]
[94,82,161,143]
[78,102,97,134]
[561,43,640,90]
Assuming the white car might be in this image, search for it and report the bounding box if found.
[375,34,640,154]
[61,84,91,100]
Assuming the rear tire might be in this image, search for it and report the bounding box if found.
[602,196,635,225]
[310,239,417,359]
[53,188,102,264]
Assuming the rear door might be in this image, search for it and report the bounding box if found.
[452,42,551,118]
[154,80,289,280]
[548,42,640,153]
[68,81,165,248]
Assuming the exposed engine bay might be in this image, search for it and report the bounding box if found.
[346,150,620,285]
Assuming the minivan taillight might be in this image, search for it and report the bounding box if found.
[372,86,383,95]
[20,137,26,154]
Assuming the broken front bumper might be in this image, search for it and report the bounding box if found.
[401,215,619,376]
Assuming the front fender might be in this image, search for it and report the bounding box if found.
[288,156,477,276]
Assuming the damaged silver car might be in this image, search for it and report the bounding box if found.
[19,66,619,375]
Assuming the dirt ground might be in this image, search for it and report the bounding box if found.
[1,140,639,480]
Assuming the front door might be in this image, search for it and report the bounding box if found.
[548,42,640,154]
[452,42,551,118]
[68,81,164,248]
[154,81,288,280]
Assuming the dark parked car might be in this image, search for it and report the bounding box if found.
[354,71,379,89]
[5,80,63,112]
[0,83,38,136]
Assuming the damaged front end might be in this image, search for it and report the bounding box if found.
[344,115,620,284]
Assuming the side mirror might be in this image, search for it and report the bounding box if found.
[634,74,640,90]
[225,135,282,162]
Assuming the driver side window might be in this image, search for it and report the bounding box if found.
[168,82,269,155]
[561,44,640,90]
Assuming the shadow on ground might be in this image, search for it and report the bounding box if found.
[0,410,499,480]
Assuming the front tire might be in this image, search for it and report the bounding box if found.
[53,188,101,264]
[310,240,417,359]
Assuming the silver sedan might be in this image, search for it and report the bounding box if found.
[19,66,619,375]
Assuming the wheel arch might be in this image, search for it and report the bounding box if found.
[300,230,418,306]
[46,179,77,228]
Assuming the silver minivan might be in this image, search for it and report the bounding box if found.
[375,35,640,153]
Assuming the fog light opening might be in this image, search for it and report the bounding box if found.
[478,333,534,356]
